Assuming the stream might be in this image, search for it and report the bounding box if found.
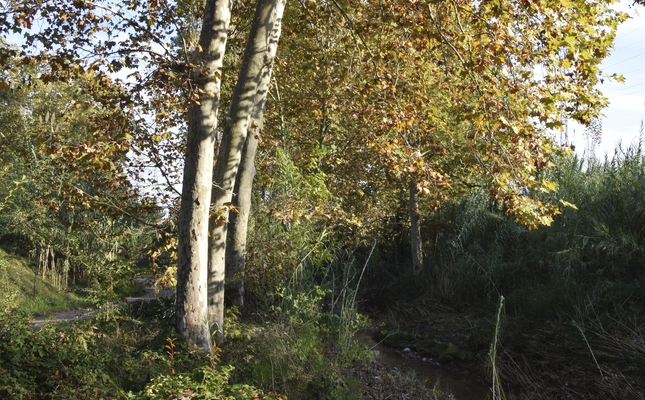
[367,338,490,399]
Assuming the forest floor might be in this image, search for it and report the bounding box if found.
[371,300,645,399]
[31,307,96,329]
[350,360,461,400]
[358,329,490,399]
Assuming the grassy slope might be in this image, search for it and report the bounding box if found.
[0,247,90,315]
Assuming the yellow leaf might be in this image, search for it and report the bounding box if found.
[559,199,578,210]
[542,180,558,192]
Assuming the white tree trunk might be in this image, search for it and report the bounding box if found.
[225,23,277,308]
[208,0,286,336]
[225,114,261,308]
[176,0,231,352]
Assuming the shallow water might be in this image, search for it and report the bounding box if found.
[368,339,490,399]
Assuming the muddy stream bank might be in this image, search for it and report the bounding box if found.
[363,335,490,399]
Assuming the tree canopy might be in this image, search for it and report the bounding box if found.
[0,0,628,346]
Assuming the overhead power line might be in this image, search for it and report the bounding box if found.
[615,24,645,40]
[604,49,645,69]
[620,65,645,75]
[606,80,645,95]
[613,36,645,52]
[610,87,645,98]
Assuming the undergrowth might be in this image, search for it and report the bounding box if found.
[368,140,645,398]
[0,299,286,399]
[0,248,91,315]
[0,243,374,399]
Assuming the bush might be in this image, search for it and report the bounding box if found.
[0,310,121,397]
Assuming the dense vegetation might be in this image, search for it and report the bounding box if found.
[1,0,643,398]
[2,137,645,398]
[369,139,645,398]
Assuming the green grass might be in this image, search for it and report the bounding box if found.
[0,247,91,315]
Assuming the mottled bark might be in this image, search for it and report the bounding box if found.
[225,114,261,307]
[208,0,286,336]
[409,179,423,276]
[225,21,276,307]
[176,0,231,352]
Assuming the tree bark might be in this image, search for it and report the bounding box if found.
[33,264,38,297]
[409,179,423,276]
[225,21,277,308]
[225,114,261,308]
[208,0,286,335]
[176,0,231,352]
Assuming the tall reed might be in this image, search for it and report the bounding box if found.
[487,295,506,400]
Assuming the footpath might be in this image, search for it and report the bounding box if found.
[31,277,174,329]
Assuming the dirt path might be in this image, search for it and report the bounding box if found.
[31,277,174,329]
[31,308,96,329]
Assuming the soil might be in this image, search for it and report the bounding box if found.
[369,300,645,400]
[350,360,452,400]
[31,308,96,329]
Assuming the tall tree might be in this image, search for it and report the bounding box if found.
[208,0,286,335]
[260,0,625,274]
[224,85,268,308]
[1,0,287,346]
[409,178,423,275]
[175,0,231,352]
[1,0,626,343]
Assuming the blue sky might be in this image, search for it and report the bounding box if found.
[574,2,645,157]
